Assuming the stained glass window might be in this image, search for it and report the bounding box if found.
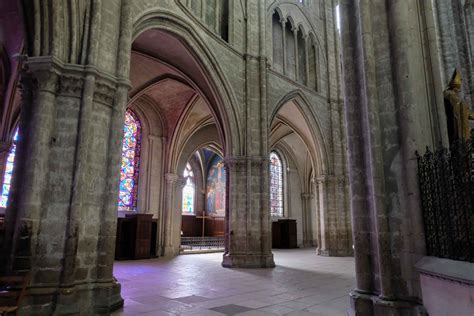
[118,110,141,211]
[182,163,195,215]
[0,128,19,208]
[269,151,284,217]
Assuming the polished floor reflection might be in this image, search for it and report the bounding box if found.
[112,248,355,315]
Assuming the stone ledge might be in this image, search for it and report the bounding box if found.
[415,256,474,285]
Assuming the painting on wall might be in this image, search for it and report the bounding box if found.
[206,155,226,217]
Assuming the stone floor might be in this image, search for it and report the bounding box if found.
[112,248,355,316]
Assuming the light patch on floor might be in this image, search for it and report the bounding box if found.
[112,248,355,315]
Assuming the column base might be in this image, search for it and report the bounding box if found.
[163,245,180,257]
[302,239,317,248]
[19,279,124,315]
[222,253,275,268]
[349,290,427,316]
[317,247,353,257]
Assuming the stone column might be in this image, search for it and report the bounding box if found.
[293,28,299,82]
[304,37,310,86]
[0,57,126,314]
[340,0,440,314]
[163,173,184,256]
[281,19,287,75]
[316,176,329,255]
[220,1,275,268]
[199,190,206,217]
[215,0,221,34]
[310,177,319,248]
[201,0,206,22]
[301,192,314,247]
[222,157,274,268]
[314,48,319,91]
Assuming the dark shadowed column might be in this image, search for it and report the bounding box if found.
[340,0,446,314]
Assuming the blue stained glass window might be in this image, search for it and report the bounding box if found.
[0,128,19,208]
[269,151,284,217]
[118,110,141,211]
[182,163,195,215]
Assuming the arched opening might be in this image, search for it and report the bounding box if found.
[179,0,230,42]
[270,97,327,249]
[180,147,226,252]
[114,23,235,264]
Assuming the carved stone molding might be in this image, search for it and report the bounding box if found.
[164,173,179,185]
[223,156,246,169]
[315,175,327,185]
[58,75,84,98]
[34,69,60,94]
[22,56,126,106]
[93,81,116,106]
[336,175,347,185]
[224,156,269,169]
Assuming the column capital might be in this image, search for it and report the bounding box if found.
[164,173,179,184]
[301,192,314,199]
[315,175,328,184]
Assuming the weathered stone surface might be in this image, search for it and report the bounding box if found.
[1,0,469,314]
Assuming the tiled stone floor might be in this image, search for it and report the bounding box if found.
[112,248,355,315]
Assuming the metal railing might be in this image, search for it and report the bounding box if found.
[416,140,474,263]
[180,236,225,252]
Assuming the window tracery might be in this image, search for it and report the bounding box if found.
[182,163,195,215]
[118,109,142,211]
[0,128,18,208]
[269,151,284,217]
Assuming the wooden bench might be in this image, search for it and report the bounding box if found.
[0,274,29,315]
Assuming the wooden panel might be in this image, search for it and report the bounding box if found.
[205,217,224,237]
[132,214,153,259]
[272,219,297,249]
[181,215,201,236]
[115,213,155,260]
[150,219,158,257]
[115,217,133,260]
[272,221,281,248]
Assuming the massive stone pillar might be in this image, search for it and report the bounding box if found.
[319,0,353,257]
[221,0,274,268]
[0,1,134,313]
[223,157,274,268]
[340,0,446,314]
[0,57,126,315]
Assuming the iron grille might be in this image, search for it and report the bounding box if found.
[180,236,225,252]
[416,140,474,263]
